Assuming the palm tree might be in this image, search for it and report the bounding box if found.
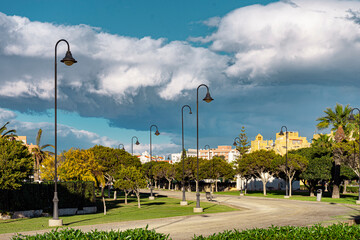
[0,122,17,139]
[316,103,355,138]
[32,129,54,182]
[316,104,355,199]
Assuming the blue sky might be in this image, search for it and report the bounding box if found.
[1,0,360,156]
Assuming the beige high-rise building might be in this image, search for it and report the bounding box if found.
[251,131,310,155]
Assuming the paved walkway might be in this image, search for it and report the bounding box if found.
[1,190,359,240]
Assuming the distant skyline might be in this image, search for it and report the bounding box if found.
[0,0,359,155]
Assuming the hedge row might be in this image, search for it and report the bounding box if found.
[194,224,360,240]
[13,227,169,240]
[0,182,95,212]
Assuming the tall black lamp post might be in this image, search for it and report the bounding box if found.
[118,143,125,150]
[349,108,360,204]
[181,105,192,205]
[204,145,212,193]
[149,124,160,200]
[233,137,243,195]
[279,126,289,198]
[50,39,77,227]
[131,136,140,156]
[195,84,214,213]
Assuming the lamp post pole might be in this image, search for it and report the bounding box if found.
[194,84,214,213]
[181,105,192,206]
[149,124,160,200]
[233,137,243,195]
[131,136,140,156]
[279,126,289,198]
[118,143,124,150]
[50,39,77,227]
[349,108,360,204]
[204,145,212,193]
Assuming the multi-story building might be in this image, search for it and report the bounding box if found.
[250,131,310,155]
[170,146,239,163]
[15,136,37,152]
[137,151,168,164]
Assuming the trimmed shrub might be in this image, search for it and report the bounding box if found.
[12,227,170,240]
[194,224,360,240]
[0,182,95,212]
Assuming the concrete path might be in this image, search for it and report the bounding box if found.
[1,190,359,240]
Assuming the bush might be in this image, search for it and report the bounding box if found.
[0,182,95,212]
[12,227,170,240]
[193,224,360,240]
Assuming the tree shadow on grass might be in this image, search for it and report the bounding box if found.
[63,216,103,226]
[202,204,219,211]
[141,202,166,206]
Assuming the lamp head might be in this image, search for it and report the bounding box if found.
[233,141,237,146]
[189,110,192,114]
[135,140,140,145]
[61,50,77,66]
[155,129,160,136]
[279,130,284,136]
[203,92,214,103]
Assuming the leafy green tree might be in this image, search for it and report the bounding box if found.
[234,126,250,193]
[201,157,234,192]
[241,150,280,196]
[32,129,54,182]
[275,153,308,197]
[235,126,250,158]
[175,157,205,192]
[0,122,17,139]
[294,147,332,196]
[0,137,33,190]
[114,166,147,208]
[89,145,141,198]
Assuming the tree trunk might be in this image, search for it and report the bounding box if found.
[135,190,141,208]
[188,182,191,192]
[332,160,341,198]
[114,190,117,200]
[245,180,248,195]
[124,191,128,204]
[102,196,106,215]
[289,175,294,197]
[155,180,157,189]
[168,179,171,190]
[343,180,348,194]
[108,184,111,198]
[262,181,267,196]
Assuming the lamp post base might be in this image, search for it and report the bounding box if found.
[149,196,155,200]
[193,207,203,213]
[180,201,188,206]
[356,200,360,205]
[49,219,63,227]
[284,196,290,199]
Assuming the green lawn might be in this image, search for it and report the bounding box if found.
[0,193,238,234]
[214,190,359,204]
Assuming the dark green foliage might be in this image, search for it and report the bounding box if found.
[235,126,250,159]
[0,182,95,212]
[194,224,360,240]
[12,227,170,240]
[0,138,33,190]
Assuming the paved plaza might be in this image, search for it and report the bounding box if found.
[1,190,359,240]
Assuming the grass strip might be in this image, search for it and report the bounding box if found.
[0,194,237,234]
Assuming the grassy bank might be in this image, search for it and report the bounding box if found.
[214,190,358,204]
[0,193,237,234]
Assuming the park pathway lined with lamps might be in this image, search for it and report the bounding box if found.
[2,189,358,240]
